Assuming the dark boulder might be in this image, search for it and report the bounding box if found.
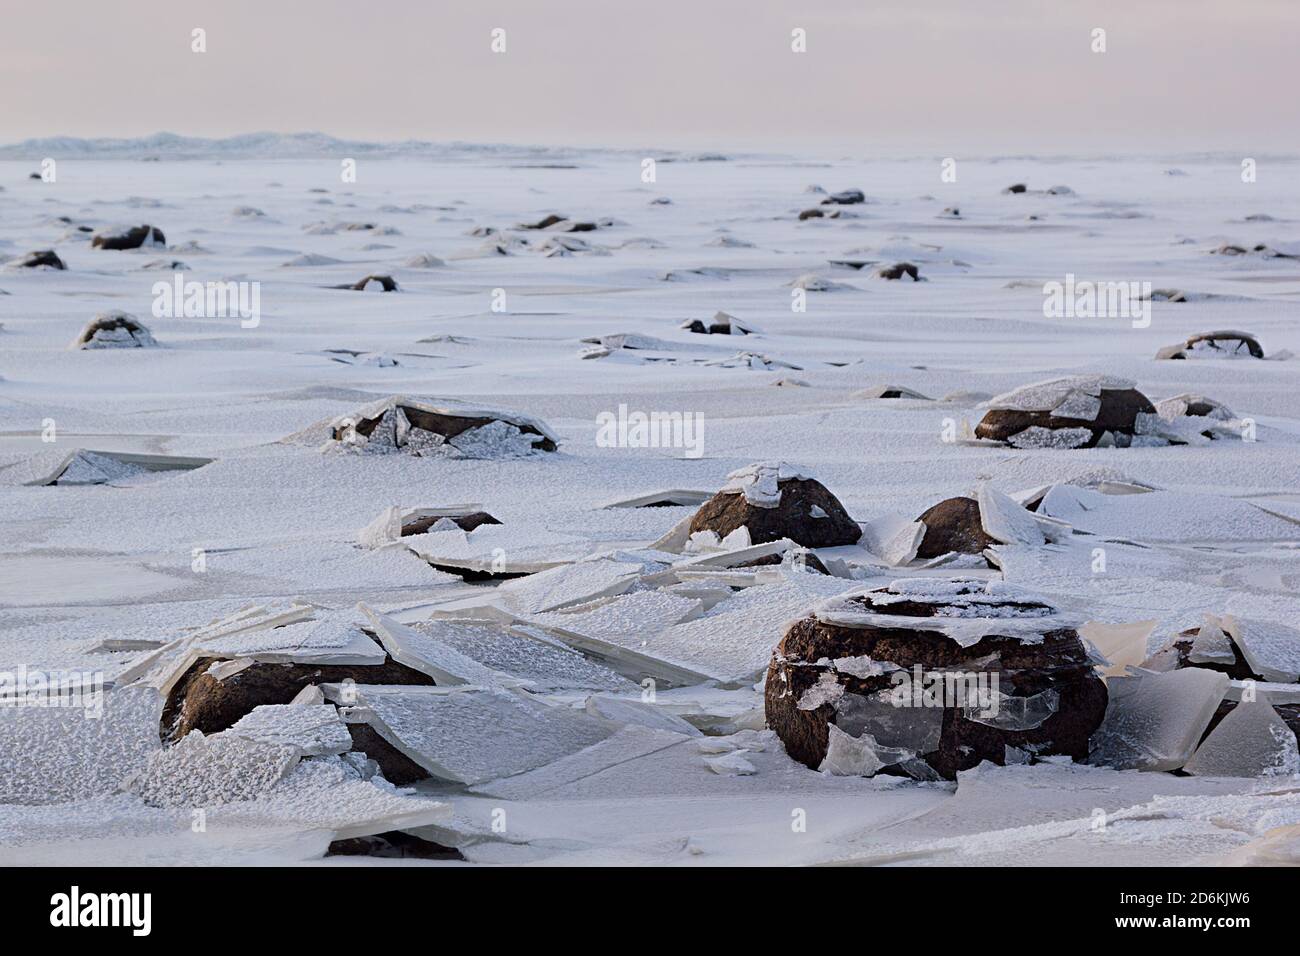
[915,497,997,559]
[765,579,1108,780]
[13,249,66,269]
[975,376,1157,448]
[821,189,865,205]
[688,463,860,548]
[876,262,921,281]
[91,225,165,250]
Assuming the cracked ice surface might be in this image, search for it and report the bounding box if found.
[352,686,613,785]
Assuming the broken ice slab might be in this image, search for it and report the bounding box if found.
[1078,620,1155,677]
[526,590,712,686]
[1184,697,1300,778]
[671,538,794,569]
[340,685,614,785]
[195,615,387,666]
[819,724,912,776]
[601,489,712,509]
[977,483,1047,546]
[403,522,592,575]
[1187,616,1238,666]
[359,604,506,686]
[226,703,353,757]
[23,449,212,487]
[584,695,703,736]
[1089,667,1229,771]
[704,751,757,775]
[1219,615,1300,683]
[128,731,300,808]
[408,620,634,693]
[470,725,690,800]
[496,553,670,614]
[962,688,1060,731]
[553,571,854,686]
[859,514,923,566]
[833,690,945,752]
[0,686,163,805]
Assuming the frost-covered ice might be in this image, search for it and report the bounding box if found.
[3,146,1300,866]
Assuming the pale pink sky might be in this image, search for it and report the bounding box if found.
[2,0,1296,152]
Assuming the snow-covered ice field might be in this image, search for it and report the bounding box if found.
[2,143,1299,865]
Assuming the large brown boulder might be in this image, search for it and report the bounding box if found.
[688,463,861,548]
[914,497,996,559]
[765,579,1108,780]
[976,375,1157,448]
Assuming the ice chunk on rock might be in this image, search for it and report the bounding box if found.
[226,703,353,757]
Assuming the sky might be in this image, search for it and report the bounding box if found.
[1,0,1297,154]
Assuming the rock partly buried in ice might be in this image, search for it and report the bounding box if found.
[688,463,861,549]
[876,262,922,281]
[857,384,932,400]
[1155,330,1265,360]
[11,249,66,269]
[766,579,1107,780]
[70,310,158,349]
[162,649,435,743]
[975,375,1157,448]
[799,207,838,221]
[357,505,501,548]
[1003,183,1028,194]
[335,274,399,292]
[518,213,599,232]
[1143,614,1258,680]
[1183,696,1300,778]
[821,189,865,205]
[326,395,558,457]
[91,224,165,250]
[1155,393,1236,422]
[915,497,998,560]
[1089,667,1228,772]
[680,311,758,335]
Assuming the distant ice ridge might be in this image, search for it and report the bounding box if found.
[0,131,746,163]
